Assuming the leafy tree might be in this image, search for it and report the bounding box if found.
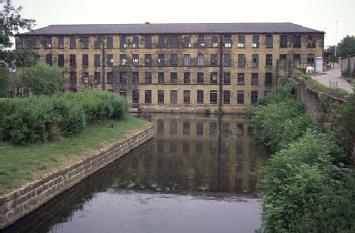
[0,63,10,97]
[337,35,355,58]
[338,93,355,137]
[0,1,35,48]
[18,63,63,95]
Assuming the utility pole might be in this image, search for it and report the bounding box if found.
[335,20,338,58]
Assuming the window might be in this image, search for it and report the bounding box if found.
[183,90,190,104]
[238,54,245,68]
[170,72,177,84]
[183,54,191,66]
[170,54,178,66]
[132,54,139,65]
[211,35,219,47]
[183,35,191,48]
[265,72,273,86]
[58,36,64,49]
[107,54,113,67]
[145,35,152,48]
[43,37,52,49]
[119,89,127,97]
[293,54,301,64]
[197,54,204,66]
[158,54,165,66]
[196,122,204,135]
[210,91,218,104]
[251,73,259,85]
[279,54,287,61]
[107,36,113,49]
[58,54,64,67]
[266,54,273,66]
[197,90,204,104]
[132,36,139,48]
[81,37,89,49]
[33,36,40,49]
[223,72,231,85]
[82,54,88,68]
[120,54,127,66]
[120,72,127,84]
[209,122,217,136]
[307,54,315,64]
[70,72,77,84]
[252,35,259,48]
[132,72,139,84]
[70,54,76,67]
[144,54,152,66]
[224,90,230,104]
[82,72,89,84]
[293,34,301,48]
[158,72,164,84]
[210,72,218,84]
[94,36,101,49]
[145,90,152,103]
[46,54,52,65]
[307,35,316,48]
[170,35,178,48]
[210,54,218,66]
[94,54,100,67]
[224,35,232,47]
[69,36,76,49]
[145,72,152,84]
[251,90,258,104]
[158,90,164,104]
[237,91,244,104]
[170,90,177,104]
[197,35,205,47]
[183,121,190,135]
[280,34,288,48]
[158,35,166,48]
[120,35,127,48]
[252,54,259,67]
[224,54,231,67]
[197,72,204,84]
[132,90,139,103]
[237,73,245,85]
[94,72,101,84]
[238,35,245,48]
[184,72,190,84]
[265,34,273,48]
[107,72,113,84]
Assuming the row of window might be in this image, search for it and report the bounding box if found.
[46,53,315,68]
[69,71,273,86]
[133,89,259,105]
[20,34,319,50]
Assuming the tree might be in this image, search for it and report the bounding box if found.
[0,1,35,48]
[337,35,355,58]
[18,63,63,96]
[0,62,10,97]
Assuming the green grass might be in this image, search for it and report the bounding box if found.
[0,116,149,194]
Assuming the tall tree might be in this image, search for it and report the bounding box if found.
[337,35,355,58]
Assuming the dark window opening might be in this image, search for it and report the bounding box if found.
[252,35,259,48]
[184,72,190,84]
[197,72,204,84]
[120,35,127,48]
[158,72,164,84]
[69,36,76,49]
[82,54,88,68]
[107,54,113,67]
[238,35,245,48]
[293,34,301,48]
[58,36,64,49]
[132,72,139,84]
[107,72,113,84]
[224,90,230,104]
[158,90,164,104]
[132,90,139,103]
[170,72,177,84]
[120,72,127,84]
[238,54,245,67]
[145,35,152,48]
[183,90,190,104]
[107,36,113,49]
[211,54,218,66]
[158,54,165,66]
[145,90,152,104]
[70,54,76,67]
[210,72,218,84]
[237,73,245,85]
[251,73,259,85]
[210,91,218,104]
[266,54,273,66]
[237,91,244,104]
[251,90,258,104]
[170,54,178,66]
[280,34,288,48]
[94,54,100,67]
[197,90,204,104]
[145,72,152,84]
[224,54,231,67]
[144,54,152,66]
[223,72,231,85]
[81,37,89,49]
[46,54,52,65]
[211,35,219,47]
[58,54,64,67]
[265,72,273,86]
[265,34,273,48]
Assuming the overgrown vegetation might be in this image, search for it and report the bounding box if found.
[250,78,355,233]
[1,90,128,144]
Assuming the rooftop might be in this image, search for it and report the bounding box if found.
[20,22,324,35]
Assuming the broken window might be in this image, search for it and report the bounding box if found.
[132,36,139,48]
[144,54,152,66]
[158,72,164,84]
[94,72,101,84]
[237,73,245,85]
[69,36,76,49]
[238,35,245,48]
[265,72,272,86]
[183,35,191,48]
[170,72,178,84]
[107,36,113,49]
[307,54,315,64]
[58,36,64,49]
[210,90,218,104]
[132,72,139,84]
[184,72,190,84]
[145,35,152,48]
[224,35,232,48]
[107,54,113,67]
[252,54,259,67]
[132,90,139,103]
[224,90,230,104]
[183,90,190,104]
[58,54,64,67]
[42,37,52,49]
[237,91,244,104]
[197,54,204,66]
[145,72,152,84]
[211,35,219,47]
[158,54,165,66]
[46,54,52,65]
[94,36,101,49]
[94,54,100,67]
[170,35,178,48]
[145,90,152,103]
[132,54,139,65]
[158,35,166,48]
[307,35,316,48]
[70,54,76,67]
[293,54,301,64]
[210,72,218,84]
[251,73,258,85]
[107,72,113,84]
[82,54,88,68]
[293,34,301,48]
[197,35,205,48]
[170,54,178,66]
[183,54,191,66]
[251,90,258,104]
[197,72,204,84]
[119,72,127,84]
[120,54,127,66]
[210,54,218,66]
[252,35,259,48]
[81,36,89,49]
[279,54,287,61]
[265,34,273,48]
[280,34,288,48]
[223,72,231,85]
[120,35,127,48]
[158,90,164,104]
[238,54,245,67]
[224,54,231,67]
[197,90,204,104]
[266,54,273,66]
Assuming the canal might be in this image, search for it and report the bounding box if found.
[2,114,266,233]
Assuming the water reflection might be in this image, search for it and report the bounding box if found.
[2,114,266,233]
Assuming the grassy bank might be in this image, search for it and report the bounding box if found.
[0,116,149,194]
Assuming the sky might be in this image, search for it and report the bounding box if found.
[10,0,355,47]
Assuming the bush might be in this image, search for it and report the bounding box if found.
[1,90,128,144]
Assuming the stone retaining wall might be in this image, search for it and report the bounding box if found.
[0,125,154,229]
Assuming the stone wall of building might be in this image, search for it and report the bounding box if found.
[0,125,154,230]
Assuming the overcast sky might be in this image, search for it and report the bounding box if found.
[12,0,355,46]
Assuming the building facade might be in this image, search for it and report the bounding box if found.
[16,23,324,112]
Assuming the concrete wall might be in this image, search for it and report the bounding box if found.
[341,55,355,76]
[0,125,154,230]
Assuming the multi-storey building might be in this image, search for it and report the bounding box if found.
[16,23,324,112]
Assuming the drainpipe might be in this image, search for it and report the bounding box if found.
[101,36,106,90]
[218,35,224,115]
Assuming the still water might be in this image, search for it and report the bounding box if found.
[2,114,266,233]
